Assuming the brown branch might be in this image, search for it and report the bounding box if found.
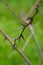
[0,29,33,65]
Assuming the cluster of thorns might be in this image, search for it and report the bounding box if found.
[14,4,40,45]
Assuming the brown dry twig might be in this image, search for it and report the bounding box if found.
[0,29,32,65]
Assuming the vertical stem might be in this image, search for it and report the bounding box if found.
[28,24,43,60]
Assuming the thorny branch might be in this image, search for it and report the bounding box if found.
[1,0,43,63]
[14,5,39,43]
[21,0,43,60]
[1,0,40,44]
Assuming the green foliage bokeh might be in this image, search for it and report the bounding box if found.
[0,0,43,65]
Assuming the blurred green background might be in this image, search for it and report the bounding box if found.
[0,0,43,65]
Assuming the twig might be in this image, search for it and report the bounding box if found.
[0,29,33,65]
[14,7,39,43]
[1,0,43,60]
[29,24,43,60]
[22,22,40,52]
[2,0,23,21]
[22,0,43,60]
[1,0,39,43]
